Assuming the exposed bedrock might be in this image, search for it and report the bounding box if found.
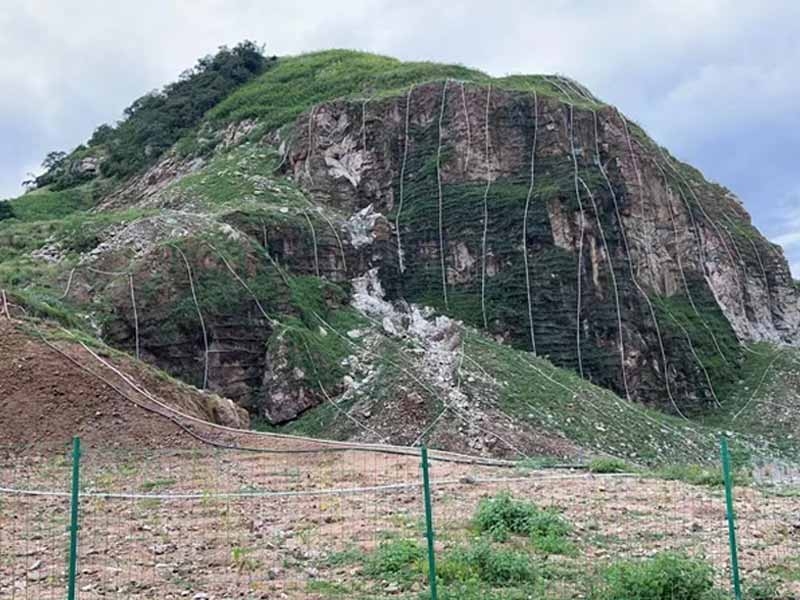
[286,81,800,411]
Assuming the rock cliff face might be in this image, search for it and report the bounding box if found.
[284,81,799,410]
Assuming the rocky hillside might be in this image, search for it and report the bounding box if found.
[1,48,798,462]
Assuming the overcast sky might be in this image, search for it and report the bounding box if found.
[1,0,798,276]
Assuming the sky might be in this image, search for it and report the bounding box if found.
[1,0,798,276]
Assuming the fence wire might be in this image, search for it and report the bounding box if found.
[1,444,799,599]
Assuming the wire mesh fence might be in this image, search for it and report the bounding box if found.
[1,439,799,599]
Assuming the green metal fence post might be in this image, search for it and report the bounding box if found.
[720,436,742,600]
[67,436,81,600]
[421,445,438,600]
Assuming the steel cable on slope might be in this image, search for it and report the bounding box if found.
[128,273,140,361]
[480,84,493,330]
[436,79,450,309]
[272,131,295,174]
[3,472,648,501]
[395,85,415,274]
[304,106,315,187]
[314,208,348,276]
[204,242,279,328]
[302,210,321,277]
[559,76,598,104]
[171,244,210,390]
[459,81,472,173]
[568,104,586,379]
[594,109,680,417]
[577,176,630,401]
[546,76,574,102]
[557,76,592,104]
[360,97,369,150]
[522,89,539,355]
[61,267,77,299]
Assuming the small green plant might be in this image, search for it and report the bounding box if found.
[654,464,724,486]
[588,457,631,474]
[140,478,177,492]
[474,493,572,553]
[363,538,424,585]
[437,540,537,586]
[231,546,259,572]
[593,552,725,600]
[475,493,541,540]
[324,545,363,567]
[743,578,781,599]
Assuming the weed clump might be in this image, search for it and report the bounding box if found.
[593,552,725,600]
[363,539,424,585]
[588,457,632,474]
[437,540,537,586]
[474,493,572,553]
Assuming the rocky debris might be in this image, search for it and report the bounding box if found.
[30,241,65,264]
[82,212,238,262]
[344,204,384,248]
[219,118,258,149]
[349,267,472,424]
[98,153,205,211]
[77,156,100,175]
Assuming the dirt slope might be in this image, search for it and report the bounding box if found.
[0,319,248,451]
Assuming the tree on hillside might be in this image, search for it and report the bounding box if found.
[0,201,14,221]
[32,41,272,190]
[100,41,271,179]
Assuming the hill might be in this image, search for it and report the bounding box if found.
[1,47,798,466]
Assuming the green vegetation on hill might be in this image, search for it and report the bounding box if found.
[209,49,602,130]
[7,184,97,222]
[34,41,271,190]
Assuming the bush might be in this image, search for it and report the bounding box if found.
[474,493,572,553]
[744,577,782,600]
[437,540,537,586]
[0,201,14,221]
[653,464,753,487]
[419,582,537,600]
[363,539,424,584]
[588,457,631,474]
[594,552,725,600]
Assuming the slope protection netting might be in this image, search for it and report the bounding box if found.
[377,82,733,404]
